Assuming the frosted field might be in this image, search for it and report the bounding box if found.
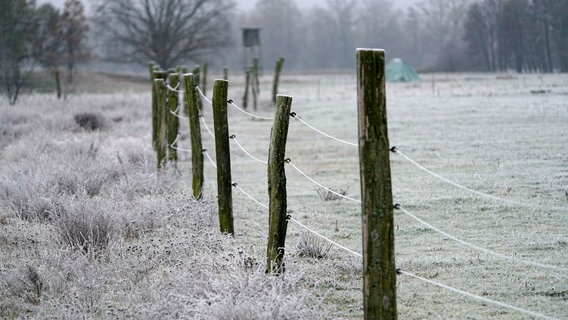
[1,71,567,319]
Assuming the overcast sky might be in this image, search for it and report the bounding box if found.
[39,0,420,14]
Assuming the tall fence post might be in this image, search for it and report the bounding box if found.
[166,72,180,163]
[266,94,293,274]
[183,73,204,200]
[242,69,250,109]
[357,48,397,320]
[212,79,234,235]
[154,78,168,169]
[272,57,285,105]
[193,65,202,111]
[53,70,62,99]
[202,63,208,96]
[252,57,260,110]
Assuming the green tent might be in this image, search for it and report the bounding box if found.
[386,58,420,82]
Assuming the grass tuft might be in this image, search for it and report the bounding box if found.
[295,232,332,259]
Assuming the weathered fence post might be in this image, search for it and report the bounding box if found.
[166,72,180,163]
[154,78,168,169]
[252,57,260,110]
[272,57,285,104]
[223,67,228,81]
[183,73,204,200]
[193,65,202,111]
[202,63,208,96]
[266,94,293,274]
[53,70,62,99]
[212,79,234,235]
[242,69,250,109]
[357,48,397,320]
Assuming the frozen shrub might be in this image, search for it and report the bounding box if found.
[74,113,105,131]
[316,187,348,201]
[295,232,332,259]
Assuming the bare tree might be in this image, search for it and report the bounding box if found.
[0,0,38,105]
[60,0,89,84]
[93,0,235,68]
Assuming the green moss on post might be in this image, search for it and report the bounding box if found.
[357,49,397,320]
[212,79,234,235]
[242,69,250,109]
[166,72,180,163]
[193,65,202,111]
[252,58,260,110]
[154,78,168,169]
[266,94,293,274]
[202,63,208,96]
[272,57,285,105]
[183,73,204,200]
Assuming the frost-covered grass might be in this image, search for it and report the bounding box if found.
[1,72,568,319]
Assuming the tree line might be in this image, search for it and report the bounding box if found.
[0,0,88,105]
[2,0,568,104]
[247,0,568,72]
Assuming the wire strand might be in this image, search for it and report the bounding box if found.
[229,101,274,120]
[195,85,212,105]
[392,147,568,212]
[202,149,217,169]
[288,217,362,258]
[397,205,568,273]
[166,82,184,93]
[230,135,268,164]
[232,183,268,209]
[200,115,215,139]
[292,113,357,147]
[399,270,560,320]
[286,159,361,203]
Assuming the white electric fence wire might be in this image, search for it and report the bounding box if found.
[195,85,212,105]
[200,115,215,139]
[288,217,362,258]
[393,148,568,212]
[399,270,560,320]
[398,205,568,272]
[170,108,189,120]
[202,149,217,169]
[285,160,361,203]
[292,114,358,147]
[232,183,269,209]
[166,82,184,93]
[230,136,268,164]
[171,144,191,152]
[229,101,274,120]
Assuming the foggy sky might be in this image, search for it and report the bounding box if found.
[38,0,421,13]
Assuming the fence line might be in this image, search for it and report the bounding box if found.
[391,147,568,212]
[152,69,565,319]
[396,204,568,273]
[200,115,215,139]
[398,270,559,320]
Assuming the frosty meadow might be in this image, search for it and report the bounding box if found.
[1,69,567,319]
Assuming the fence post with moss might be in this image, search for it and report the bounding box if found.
[357,48,397,320]
[166,72,180,163]
[266,94,293,274]
[183,73,204,200]
[212,79,234,235]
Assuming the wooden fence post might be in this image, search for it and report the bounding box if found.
[53,70,62,99]
[272,57,285,105]
[183,73,204,200]
[223,67,228,81]
[266,94,293,274]
[252,57,260,110]
[357,48,397,320]
[212,79,234,235]
[154,78,168,169]
[242,69,250,109]
[202,63,208,96]
[193,65,202,111]
[166,72,180,163]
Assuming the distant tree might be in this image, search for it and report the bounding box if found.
[463,0,504,71]
[0,0,38,105]
[93,0,235,68]
[252,0,303,69]
[543,0,568,72]
[418,0,471,70]
[60,0,89,84]
[324,0,356,68]
[33,4,63,70]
